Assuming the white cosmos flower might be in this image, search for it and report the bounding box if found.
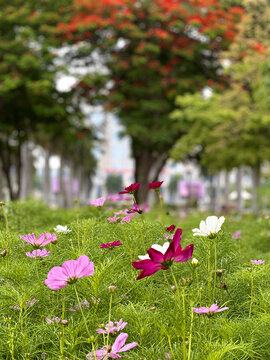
[192,216,225,238]
[53,225,72,234]
[138,242,170,260]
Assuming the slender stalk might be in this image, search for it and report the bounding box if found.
[213,240,217,302]
[74,285,91,337]
[207,242,212,300]
[106,293,113,347]
[182,288,187,360]
[249,271,254,318]
[167,334,176,360]
[188,300,194,360]
[60,289,66,359]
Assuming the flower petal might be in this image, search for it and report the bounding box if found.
[173,244,193,262]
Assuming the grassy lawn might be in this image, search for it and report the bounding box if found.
[1,201,270,359]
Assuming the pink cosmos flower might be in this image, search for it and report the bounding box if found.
[193,302,229,314]
[69,299,90,312]
[90,197,105,207]
[86,332,137,359]
[46,317,60,324]
[107,194,121,201]
[100,240,123,249]
[20,233,53,249]
[121,215,131,223]
[126,203,143,214]
[166,225,176,233]
[10,298,39,310]
[97,319,128,334]
[45,255,94,290]
[46,233,58,244]
[149,181,164,190]
[132,228,193,280]
[232,230,241,239]
[107,216,120,223]
[119,182,140,194]
[26,249,50,258]
[250,259,265,264]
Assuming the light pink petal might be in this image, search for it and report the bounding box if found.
[173,244,194,263]
[209,304,219,312]
[216,307,229,312]
[112,333,128,352]
[45,279,67,290]
[47,266,67,281]
[118,342,138,352]
[75,255,95,278]
[62,260,78,278]
[37,233,46,244]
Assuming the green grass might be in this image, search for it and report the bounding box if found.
[0,201,270,359]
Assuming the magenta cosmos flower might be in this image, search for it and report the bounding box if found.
[20,233,53,249]
[126,203,143,214]
[97,319,128,335]
[26,249,50,258]
[166,224,176,233]
[100,240,123,249]
[193,302,228,315]
[149,181,163,190]
[86,332,137,360]
[119,182,140,194]
[250,259,265,264]
[132,228,193,280]
[90,197,105,207]
[45,255,94,290]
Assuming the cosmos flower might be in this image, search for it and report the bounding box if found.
[192,216,225,238]
[100,240,123,249]
[232,230,242,239]
[250,259,265,264]
[45,317,60,324]
[90,197,105,207]
[26,249,50,258]
[193,302,229,315]
[53,225,72,234]
[126,203,143,214]
[97,319,128,335]
[86,332,137,359]
[1,249,7,257]
[165,225,176,232]
[149,181,163,190]
[121,215,131,223]
[107,216,120,223]
[45,255,94,290]
[119,183,140,195]
[20,233,54,249]
[132,229,193,280]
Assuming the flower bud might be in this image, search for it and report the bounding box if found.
[150,306,156,312]
[108,285,117,292]
[61,320,68,326]
[1,249,7,257]
[171,285,176,292]
[192,258,199,267]
[180,278,192,286]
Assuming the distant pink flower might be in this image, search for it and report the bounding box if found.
[1,249,7,257]
[11,298,39,310]
[251,259,265,264]
[165,354,171,359]
[86,332,137,359]
[107,194,121,201]
[45,255,94,290]
[20,233,53,249]
[268,233,270,237]
[119,182,140,195]
[149,181,163,190]
[107,216,120,223]
[232,230,241,239]
[46,233,58,244]
[164,233,174,240]
[166,225,176,233]
[69,299,90,312]
[90,197,105,207]
[26,249,50,258]
[193,302,229,315]
[142,203,150,213]
[122,195,132,201]
[121,215,131,223]
[97,319,128,334]
[108,285,117,292]
[46,317,60,324]
[132,229,193,280]
[127,203,143,214]
[100,240,123,249]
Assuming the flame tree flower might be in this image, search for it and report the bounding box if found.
[45,255,94,290]
[192,216,225,239]
[132,229,193,280]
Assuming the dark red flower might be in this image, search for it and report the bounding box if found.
[100,240,123,249]
[166,224,176,232]
[149,181,163,190]
[119,182,140,194]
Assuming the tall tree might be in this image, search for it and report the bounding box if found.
[59,0,243,202]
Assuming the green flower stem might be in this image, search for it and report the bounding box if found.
[106,293,113,348]
[187,299,194,360]
[132,194,137,204]
[167,334,176,360]
[207,242,212,300]
[74,285,91,337]
[249,271,254,318]
[60,289,66,359]
[213,240,217,302]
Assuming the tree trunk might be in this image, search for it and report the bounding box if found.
[20,141,32,200]
[224,171,230,210]
[58,155,65,207]
[208,175,215,212]
[214,171,222,213]
[43,149,51,204]
[251,164,260,214]
[236,166,243,213]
